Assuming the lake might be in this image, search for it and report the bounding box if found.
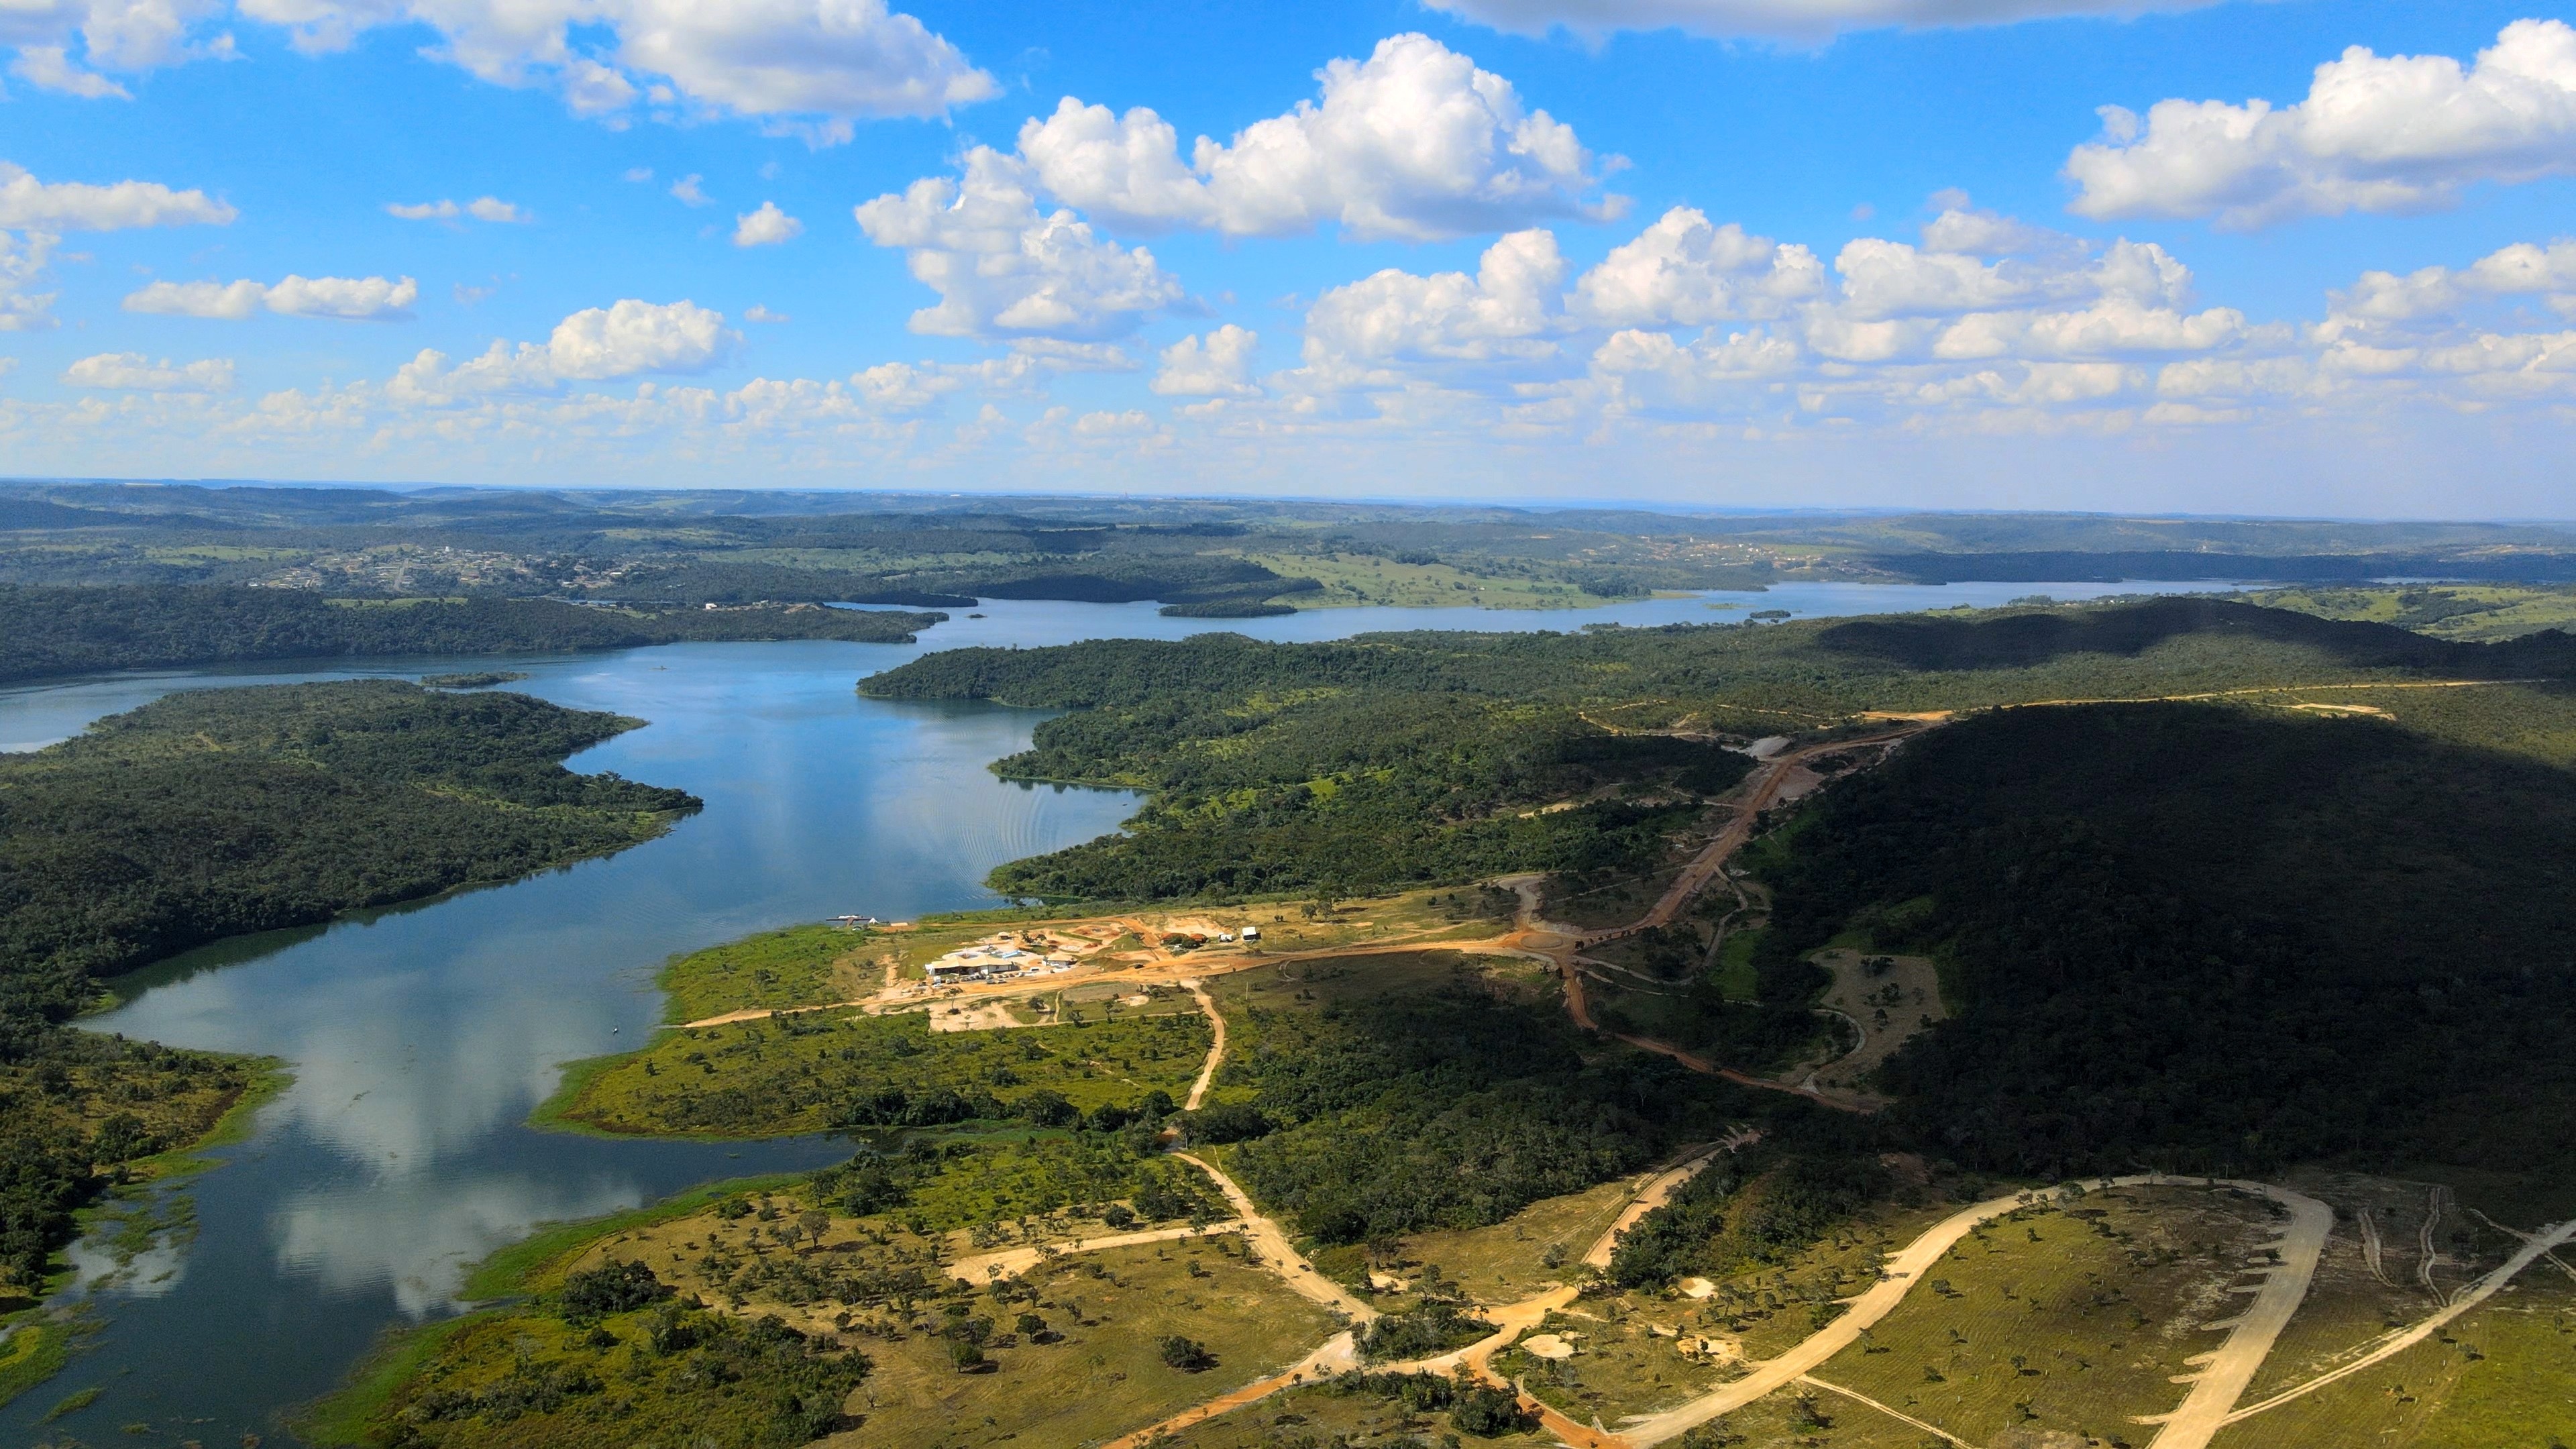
[0,580,2240,1444]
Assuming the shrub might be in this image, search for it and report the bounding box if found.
[1185,1102,1273,1144]
[1450,1384,1536,1436]
[557,1260,671,1321]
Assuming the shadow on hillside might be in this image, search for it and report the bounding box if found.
[1813,596,2576,675]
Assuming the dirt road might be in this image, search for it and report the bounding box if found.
[2218,1214,2576,1428]
[1171,1151,1379,1322]
[1181,979,1224,1110]
[1556,958,1868,1114]
[945,1222,1247,1286]
[1097,1332,1362,1449]
[679,1000,869,1029]
[2138,1183,2334,1449]
[1797,1375,1973,1448]
[1582,1140,1741,1271]
[1617,1176,2321,1448]
[1593,725,1932,946]
[934,1146,1381,1449]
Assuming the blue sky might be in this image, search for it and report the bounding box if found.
[3,0,2573,515]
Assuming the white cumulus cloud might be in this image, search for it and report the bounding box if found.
[385,197,527,223]
[1589,324,1801,411]
[1013,34,1613,241]
[0,0,227,97]
[854,148,1188,341]
[1831,233,2190,321]
[0,160,235,229]
[390,298,737,400]
[1263,193,2277,435]
[0,230,60,331]
[733,201,801,246]
[1152,324,1260,397]
[123,274,419,320]
[63,351,234,391]
[1301,228,1568,380]
[543,297,735,377]
[1569,206,1822,327]
[1919,190,2068,256]
[1417,0,2232,43]
[2067,19,2576,228]
[234,0,996,142]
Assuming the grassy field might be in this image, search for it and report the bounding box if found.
[1542,861,1694,932]
[1802,1185,2284,1448]
[545,1006,1211,1136]
[839,1242,1338,1449]
[1712,926,1762,1001]
[1497,1301,1748,1420]
[1199,951,1523,1017]
[319,1144,1326,1449]
[1711,1381,1946,1448]
[656,922,881,1022]
[1392,1177,1640,1305]
[2249,584,2576,643]
[1240,551,1643,609]
[2208,1284,2576,1449]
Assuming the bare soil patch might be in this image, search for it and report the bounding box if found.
[1792,948,1948,1097]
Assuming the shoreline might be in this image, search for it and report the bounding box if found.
[0,1052,293,1412]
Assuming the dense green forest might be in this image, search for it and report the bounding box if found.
[1748,700,2576,1187]
[1,680,694,1042]
[0,1028,264,1297]
[1222,974,1747,1244]
[0,586,939,684]
[857,598,2576,902]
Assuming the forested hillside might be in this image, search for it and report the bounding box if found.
[1225,976,1737,1243]
[0,680,694,1042]
[859,598,2576,902]
[871,632,1758,899]
[0,586,941,684]
[1750,700,2576,1187]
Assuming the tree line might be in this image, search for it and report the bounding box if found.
[0,585,940,684]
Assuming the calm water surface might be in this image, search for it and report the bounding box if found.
[0,582,2238,1444]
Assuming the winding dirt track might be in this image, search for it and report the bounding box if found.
[1091,1152,1377,1449]
[1582,1139,1744,1271]
[2137,1183,2334,1449]
[1617,1177,2329,1449]
[1181,980,1224,1111]
[2216,1215,2576,1427]
[1097,1332,1362,1449]
[1796,1374,1973,1448]
[945,1222,1247,1287]
[1170,1150,1379,1322]
[1584,727,1929,947]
